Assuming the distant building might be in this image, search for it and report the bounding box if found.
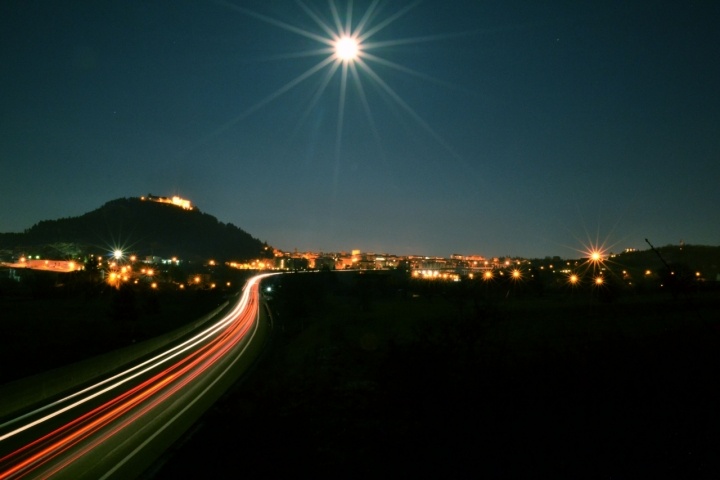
[141,194,194,211]
[314,256,336,270]
[1,258,82,272]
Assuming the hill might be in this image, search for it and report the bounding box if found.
[0,197,269,263]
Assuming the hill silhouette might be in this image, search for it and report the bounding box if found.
[0,197,269,262]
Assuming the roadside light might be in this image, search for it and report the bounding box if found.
[483,271,493,280]
[569,274,579,285]
[113,250,123,260]
[151,282,157,289]
[595,276,604,285]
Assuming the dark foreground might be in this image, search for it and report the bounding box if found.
[150,272,720,478]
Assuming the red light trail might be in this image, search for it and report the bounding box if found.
[0,273,276,479]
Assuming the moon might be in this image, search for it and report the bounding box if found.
[334,36,359,62]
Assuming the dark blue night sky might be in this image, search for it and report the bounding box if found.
[1,1,718,258]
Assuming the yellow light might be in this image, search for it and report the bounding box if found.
[483,271,493,280]
[334,36,359,61]
[512,269,521,279]
[595,276,604,285]
[151,282,157,289]
[589,250,603,264]
[569,274,579,284]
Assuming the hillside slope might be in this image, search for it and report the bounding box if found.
[0,197,269,262]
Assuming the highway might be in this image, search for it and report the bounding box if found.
[0,273,276,479]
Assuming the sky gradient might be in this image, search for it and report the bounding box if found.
[2,1,718,258]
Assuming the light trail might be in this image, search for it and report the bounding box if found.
[0,273,276,479]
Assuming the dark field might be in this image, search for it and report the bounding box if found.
[150,272,720,478]
[0,278,231,386]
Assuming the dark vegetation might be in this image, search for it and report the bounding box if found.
[0,267,252,385]
[153,270,720,478]
[0,197,270,263]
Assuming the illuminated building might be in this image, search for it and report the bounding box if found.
[140,193,194,210]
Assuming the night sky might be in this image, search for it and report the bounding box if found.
[2,1,718,258]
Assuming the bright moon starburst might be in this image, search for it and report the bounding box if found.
[334,36,360,62]
[209,0,463,187]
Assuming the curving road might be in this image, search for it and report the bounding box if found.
[0,273,276,479]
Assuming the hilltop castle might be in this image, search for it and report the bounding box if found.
[140,194,194,211]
